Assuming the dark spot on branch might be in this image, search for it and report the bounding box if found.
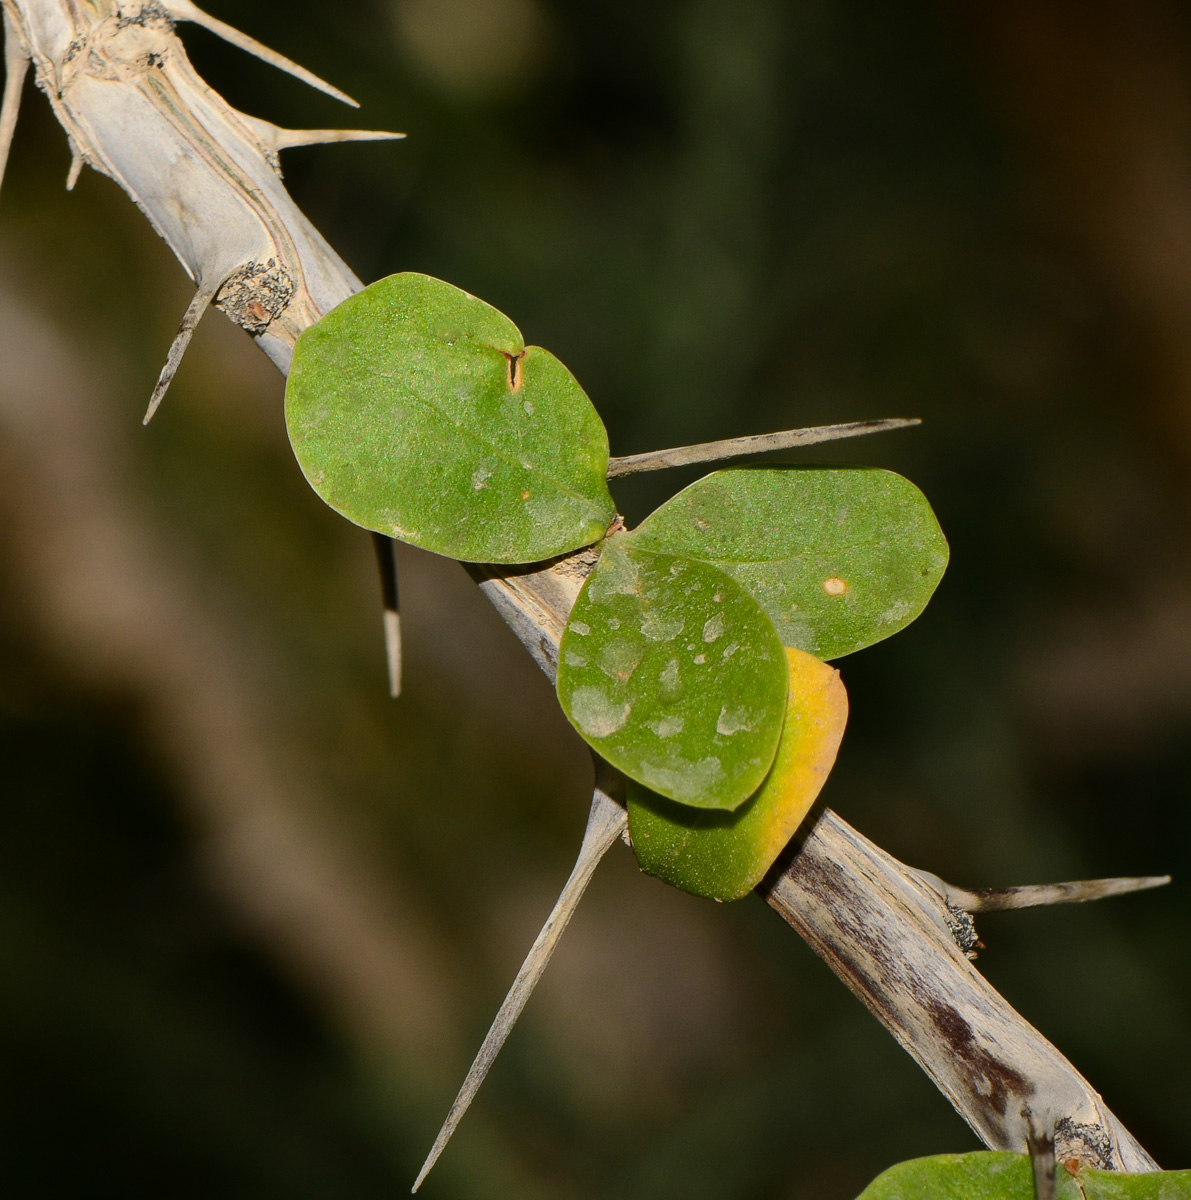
[926,999,1034,1117]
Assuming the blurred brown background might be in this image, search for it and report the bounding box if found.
[2,1,1190,1196]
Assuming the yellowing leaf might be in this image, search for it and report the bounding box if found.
[627,646,848,900]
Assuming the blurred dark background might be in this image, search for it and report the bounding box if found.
[2,1,1190,1196]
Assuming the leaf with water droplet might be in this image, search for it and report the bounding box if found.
[285,272,616,562]
[855,1152,1191,1200]
[628,647,847,900]
[557,537,788,810]
[625,466,948,660]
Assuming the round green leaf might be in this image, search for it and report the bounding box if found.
[855,1153,1191,1200]
[628,646,847,900]
[285,272,616,563]
[857,1153,1052,1200]
[625,465,948,660]
[557,538,787,810]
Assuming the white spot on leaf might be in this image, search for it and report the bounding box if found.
[569,687,631,738]
[598,638,644,682]
[702,613,725,643]
[641,607,683,642]
[648,715,685,739]
[639,754,725,803]
[716,706,754,736]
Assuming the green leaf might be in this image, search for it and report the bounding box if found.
[1076,1168,1191,1197]
[557,537,788,810]
[285,272,616,563]
[855,1153,1191,1200]
[628,646,847,900]
[625,466,948,660]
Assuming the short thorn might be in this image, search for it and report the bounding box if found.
[143,282,218,424]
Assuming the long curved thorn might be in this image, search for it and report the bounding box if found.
[917,870,1172,914]
[412,764,628,1193]
[143,281,219,425]
[0,10,30,195]
[162,0,360,108]
[606,418,921,478]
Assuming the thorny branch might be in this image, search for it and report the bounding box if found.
[0,0,1167,1188]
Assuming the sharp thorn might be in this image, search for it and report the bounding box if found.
[273,127,405,150]
[143,282,218,425]
[163,0,360,107]
[606,418,922,478]
[917,870,1171,914]
[234,112,404,159]
[411,765,627,1192]
[1027,1115,1057,1200]
[371,533,403,698]
[0,12,31,196]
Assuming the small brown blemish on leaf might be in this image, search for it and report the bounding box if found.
[521,490,531,500]
[823,576,848,596]
[693,517,710,530]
